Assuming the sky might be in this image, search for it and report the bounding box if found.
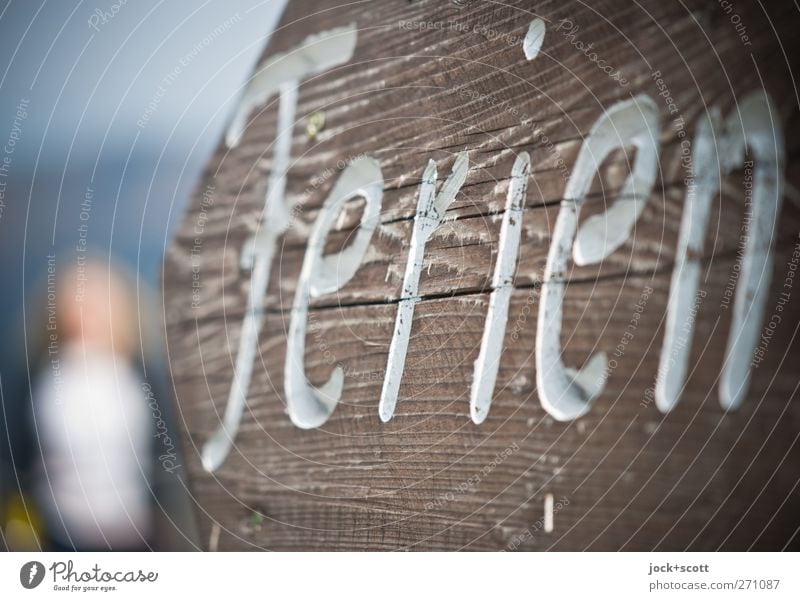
[0,0,285,365]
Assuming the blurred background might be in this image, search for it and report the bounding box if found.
[0,0,286,551]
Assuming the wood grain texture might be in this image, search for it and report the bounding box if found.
[163,0,800,550]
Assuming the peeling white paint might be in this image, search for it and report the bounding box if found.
[199,7,788,445]
[379,152,469,422]
[201,84,296,474]
[286,158,384,428]
[655,110,719,413]
[523,18,546,61]
[202,25,358,473]
[536,95,659,421]
[470,153,530,424]
[544,492,554,533]
[225,24,357,147]
[657,90,785,412]
[572,97,660,265]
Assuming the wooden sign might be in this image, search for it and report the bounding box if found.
[164,0,800,550]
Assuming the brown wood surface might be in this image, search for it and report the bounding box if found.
[163,0,800,550]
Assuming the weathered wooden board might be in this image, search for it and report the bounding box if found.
[163,0,800,550]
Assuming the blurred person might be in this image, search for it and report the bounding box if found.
[29,259,154,551]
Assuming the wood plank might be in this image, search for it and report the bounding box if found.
[163,0,800,550]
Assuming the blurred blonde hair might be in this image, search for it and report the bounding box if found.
[26,254,157,368]
[55,259,137,357]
